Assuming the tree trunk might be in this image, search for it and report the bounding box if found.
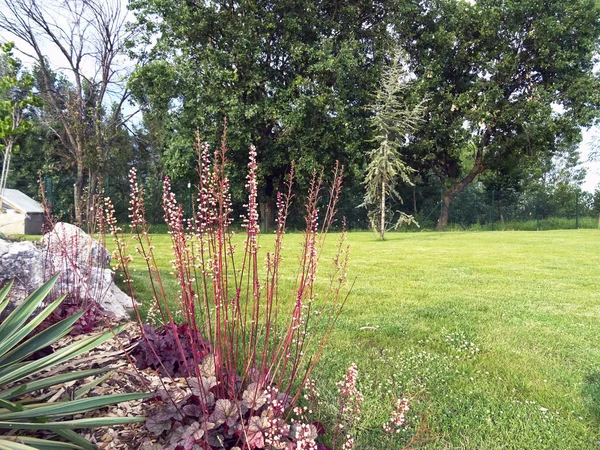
[436,148,486,230]
[380,179,385,239]
[437,190,453,230]
[74,159,85,222]
[0,141,12,211]
[86,174,100,231]
[497,199,505,224]
[413,185,417,215]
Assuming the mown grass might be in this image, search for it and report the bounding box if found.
[110,230,600,448]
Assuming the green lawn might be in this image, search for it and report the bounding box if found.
[116,229,600,449]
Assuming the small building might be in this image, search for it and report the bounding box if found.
[0,189,44,235]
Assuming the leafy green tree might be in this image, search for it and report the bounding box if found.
[129,0,395,220]
[395,0,600,229]
[362,53,426,239]
[0,42,39,210]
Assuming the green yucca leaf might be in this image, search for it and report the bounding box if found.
[0,280,14,317]
[0,440,38,450]
[54,429,97,450]
[0,399,21,412]
[0,278,147,449]
[0,275,59,340]
[0,436,84,450]
[0,310,84,368]
[0,325,126,386]
[0,415,146,430]
[73,371,113,400]
[0,368,110,401]
[0,295,68,362]
[0,393,150,420]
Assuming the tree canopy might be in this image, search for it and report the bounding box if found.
[1,0,599,228]
[395,0,600,228]
[129,0,396,222]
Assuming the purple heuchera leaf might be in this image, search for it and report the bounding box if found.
[242,383,268,410]
[167,421,206,450]
[200,357,215,377]
[182,403,203,418]
[153,403,185,422]
[146,416,172,436]
[312,421,326,436]
[246,415,270,449]
[133,323,211,377]
[210,399,239,428]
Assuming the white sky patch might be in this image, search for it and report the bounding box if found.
[578,127,600,192]
[0,0,138,118]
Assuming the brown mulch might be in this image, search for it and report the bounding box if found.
[9,323,187,450]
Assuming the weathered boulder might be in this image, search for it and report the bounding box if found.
[0,238,45,309]
[41,222,111,266]
[0,223,134,321]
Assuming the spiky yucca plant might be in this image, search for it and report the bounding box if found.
[0,274,149,450]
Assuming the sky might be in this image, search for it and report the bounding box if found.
[1,2,599,193]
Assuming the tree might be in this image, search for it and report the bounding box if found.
[129,0,395,220]
[362,53,426,239]
[0,0,134,221]
[0,42,39,211]
[395,0,600,229]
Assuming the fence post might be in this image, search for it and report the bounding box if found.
[439,188,444,231]
[575,191,579,229]
[536,199,540,231]
[491,190,495,231]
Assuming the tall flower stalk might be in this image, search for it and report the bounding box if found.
[107,129,349,448]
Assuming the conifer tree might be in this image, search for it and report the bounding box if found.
[362,54,426,239]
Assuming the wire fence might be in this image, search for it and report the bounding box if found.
[407,185,598,231]
[7,176,599,232]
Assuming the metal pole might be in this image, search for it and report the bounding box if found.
[491,190,495,231]
[576,191,579,229]
[439,188,444,231]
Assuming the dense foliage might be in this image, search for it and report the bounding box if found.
[0,0,599,227]
[395,0,600,228]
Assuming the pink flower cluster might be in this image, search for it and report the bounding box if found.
[383,398,410,434]
[254,387,318,450]
[336,363,363,424]
[128,168,145,229]
[334,363,363,450]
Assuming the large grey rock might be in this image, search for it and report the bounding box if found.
[41,222,111,267]
[0,223,134,321]
[0,239,44,308]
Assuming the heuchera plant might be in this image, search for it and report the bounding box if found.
[132,322,212,378]
[106,126,350,449]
